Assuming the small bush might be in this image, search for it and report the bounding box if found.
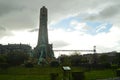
[50,73,58,80]
[111,65,119,69]
[50,61,60,67]
[116,69,120,77]
[24,62,33,68]
[0,63,9,69]
[102,63,111,69]
[90,63,111,69]
[72,72,85,80]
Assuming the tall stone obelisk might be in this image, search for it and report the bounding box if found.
[34,6,54,65]
[38,6,48,46]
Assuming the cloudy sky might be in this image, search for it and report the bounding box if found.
[0,0,120,55]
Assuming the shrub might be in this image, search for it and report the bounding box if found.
[90,63,111,69]
[50,73,58,80]
[0,63,9,69]
[72,72,85,80]
[116,69,120,77]
[111,64,119,69]
[25,62,34,68]
[102,63,111,69]
[50,61,60,67]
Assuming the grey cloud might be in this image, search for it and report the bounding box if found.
[0,26,13,39]
[100,4,120,18]
[0,0,117,30]
[0,26,6,31]
[0,0,120,37]
[84,3,120,22]
[0,31,13,39]
[53,40,69,48]
[29,28,38,32]
[0,26,13,38]
[0,0,24,16]
[0,9,38,30]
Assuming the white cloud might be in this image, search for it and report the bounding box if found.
[0,30,38,48]
[1,21,120,55]
[71,21,84,30]
[96,23,107,33]
[93,25,120,52]
[48,20,120,53]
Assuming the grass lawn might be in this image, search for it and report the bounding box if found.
[0,66,117,80]
[0,75,50,80]
[85,69,116,80]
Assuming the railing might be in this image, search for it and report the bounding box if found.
[54,50,94,52]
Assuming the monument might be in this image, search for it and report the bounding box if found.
[34,6,54,65]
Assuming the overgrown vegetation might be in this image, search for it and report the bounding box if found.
[58,51,120,69]
[0,51,120,80]
[0,66,117,80]
[0,51,29,68]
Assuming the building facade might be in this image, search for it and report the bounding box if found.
[0,44,32,54]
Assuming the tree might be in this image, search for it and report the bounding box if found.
[50,60,60,67]
[0,54,9,69]
[0,55,7,63]
[115,53,120,65]
[70,54,82,66]
[7,52,29,66]
[58,54,71,66]
[99,54,110,64]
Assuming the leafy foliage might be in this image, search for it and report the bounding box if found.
[0,51,29,67]
[24,62,34,68]
[116,69,120,77]
[0,63,9,69]
[72,72,85,80]
[58,54,71,66]
[7,52,29,66]
[50,60,60,67]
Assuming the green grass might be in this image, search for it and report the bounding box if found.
[0,66,62,75]
[0,75,50,80]
[85,69,116,80]
[0,66,63,80]
[0,66,117,80]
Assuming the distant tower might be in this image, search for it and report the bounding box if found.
[34,6,54,65]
